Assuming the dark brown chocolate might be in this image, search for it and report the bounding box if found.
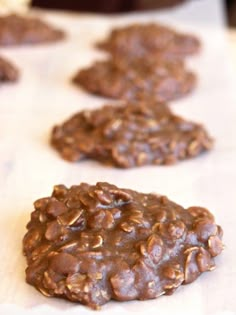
[0,14,65,46]
[73,58,196,102]
[23,182,224,309]
[51,100,213,168]
[96,23,201,60]
[0,56,19,83]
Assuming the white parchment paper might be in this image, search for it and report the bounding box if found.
[0,1,236,314]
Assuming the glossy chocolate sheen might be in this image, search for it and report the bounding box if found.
[51,100,213,168]
[23,182,223,309]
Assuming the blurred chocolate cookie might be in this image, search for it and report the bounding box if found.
[97,23,200,61]
[73,58,196,102]
[0,14,65,46]
[0,56,19,83]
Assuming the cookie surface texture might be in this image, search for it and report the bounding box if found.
[51,100,213,168]
[23,182,223,309]
[73,58,196,102]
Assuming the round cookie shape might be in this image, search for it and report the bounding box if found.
[23,182,223,309]
[96,23,201,60]
[73,58,196,102]
[0,14,65,46]
[51,100,213,168]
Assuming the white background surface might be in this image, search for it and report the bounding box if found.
[229,28,236,71]
[0,0,236,314]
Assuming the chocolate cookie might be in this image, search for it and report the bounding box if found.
[96,23,201,60]
[23,182,224,309]
[73,58,196,102]
[0,56,19,83]
[51,100,213,168]
[0,14,65,46]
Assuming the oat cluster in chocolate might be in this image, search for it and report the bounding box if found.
[73,58,196,102]
[23,182,224,309]
[0,14,65,46]
[96,23,201,60]
[0,55,19,83]
[51,100,213,168]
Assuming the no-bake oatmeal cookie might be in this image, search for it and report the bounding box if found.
[23,182,223,309]
[73,58,196,102]
[96,23,201,60]
[51,100,213,168]
[0,14,65,46]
